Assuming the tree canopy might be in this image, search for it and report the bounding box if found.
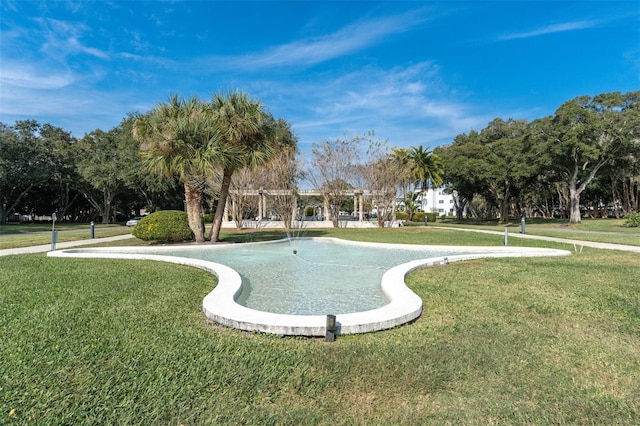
[2,89,638,228]
[439,90,640,223]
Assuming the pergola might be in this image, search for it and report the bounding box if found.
[226,188,375,222]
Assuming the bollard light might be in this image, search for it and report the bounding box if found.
[51,212,57,251]
[325,314,337,342]
[90,221,95,239]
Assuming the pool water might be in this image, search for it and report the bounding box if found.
[162,239,462,315]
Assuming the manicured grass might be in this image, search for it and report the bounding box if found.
[1,229,639,424]
[0,222,128,234]
[0,225,133,250]
[436,218,640,247]
[218,226,560,248]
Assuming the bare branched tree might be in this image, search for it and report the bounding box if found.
[261,147,300,229]
[308,136,361,228]
[358,139,403,227]
[229,167,259,228]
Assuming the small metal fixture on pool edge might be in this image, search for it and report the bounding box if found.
[325,314,337,342]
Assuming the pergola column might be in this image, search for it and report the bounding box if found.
[223,198,230,222]
[258,188,264,220]
[324,197,330,221]
[292,198,298,220]
[263,195,267,218]
[231,197,237,222]
[354,190,364,221]
[353,193,359,219]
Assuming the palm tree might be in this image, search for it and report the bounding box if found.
[133,95,221,243]
[209,91,276,243]
[391,147,412,200]
[408,146,444,211]
[408,146,444,214]
[409,146,443,190]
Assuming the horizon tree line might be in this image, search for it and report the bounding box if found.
[1,90,638,232]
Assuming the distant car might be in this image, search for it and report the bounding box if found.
[126,217,143,227]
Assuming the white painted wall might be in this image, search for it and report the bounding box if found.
[420,187,456,217]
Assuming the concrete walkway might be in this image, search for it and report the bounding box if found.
[0,234,134,256]
[431,226,640,253]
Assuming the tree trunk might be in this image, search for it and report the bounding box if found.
[80,188,104,223]
[232,193,244,230]
[210,167,233,243]
[0,203,7,225]
[498,183,510,224]
[569,183,582,224]
[331,203,340,228]
[102,191,111,224]
[454,195,466,221]
[184,184,205,243]
[568,159,608,224]
[622,177,631,213]
[0,185,33,224]
[58,185,79,221]
[629,178,640,212]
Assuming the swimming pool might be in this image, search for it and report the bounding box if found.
[47,237,571,336]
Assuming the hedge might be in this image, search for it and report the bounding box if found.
[132,210,194,243]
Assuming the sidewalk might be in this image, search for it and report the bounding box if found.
[2,228,640,256]
[0,234,134,256]
[431,226,640,253]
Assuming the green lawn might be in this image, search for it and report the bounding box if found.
[435,218,640,247]
[0,224,133,249]
[1,227,639,424]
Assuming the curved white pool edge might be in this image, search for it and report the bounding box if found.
[46,239,571,336]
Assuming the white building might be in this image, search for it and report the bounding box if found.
[420,187,456,217]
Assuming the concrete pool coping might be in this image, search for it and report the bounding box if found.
[47,238,571,336]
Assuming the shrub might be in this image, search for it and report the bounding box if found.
[623,212,640,227]
[413,212,426,223]
[425,212,437,224]
[132,210,194,243]
[395,211,437,223]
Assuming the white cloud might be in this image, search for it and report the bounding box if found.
[202,8,431,70]
[0,81,134,136]
[38,17,110,60]
[251,62,489,151]
[118,52,172,67]
[0,62,75,90]
[67,37,110,60]
[498,20,600,41]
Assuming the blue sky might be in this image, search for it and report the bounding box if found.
[1,1,638,156]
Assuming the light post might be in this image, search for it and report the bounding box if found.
[51,212,58,251]
[325,314,337,342]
